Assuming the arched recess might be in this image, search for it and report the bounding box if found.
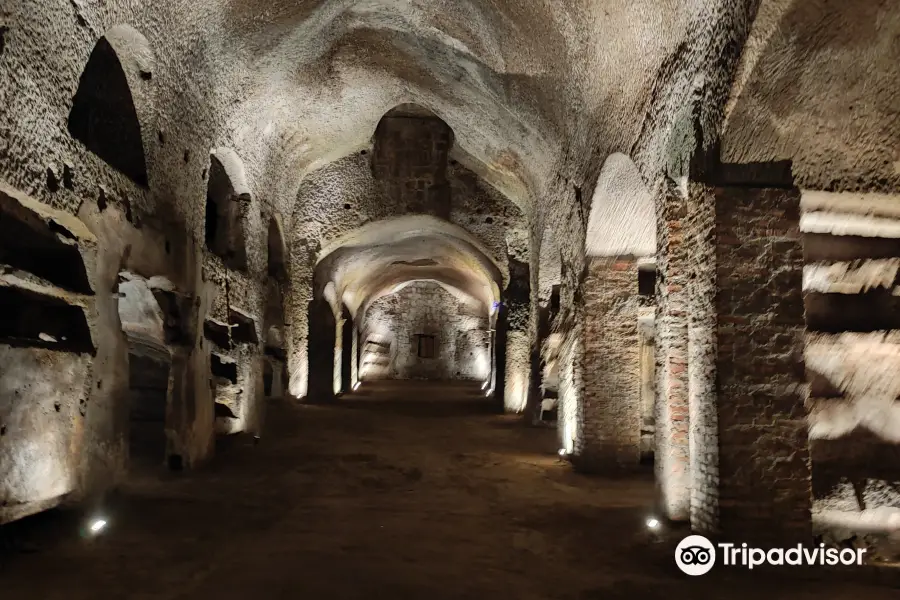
[68,25,155,188]
[558,152,656,468]
[205,148,250,271]
[299,215,504,398]
[585,153,656,258]
[116,273,171,470]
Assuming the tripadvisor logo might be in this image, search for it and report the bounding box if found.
[675,535,867,576]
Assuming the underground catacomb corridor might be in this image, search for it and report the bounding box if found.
[1,0,899,596]
[2,382,900,599]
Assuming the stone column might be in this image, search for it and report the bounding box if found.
[524,300,549,424]
[687,184,810,544]
[350,324,359,387]
[655,186,691,521]
[574,257,642,471]
[307,296,336,402]
[285,242,315,399]
[502,258,532,413]
[334,315,344,396]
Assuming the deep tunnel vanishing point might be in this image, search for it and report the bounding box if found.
[1,0,900,597]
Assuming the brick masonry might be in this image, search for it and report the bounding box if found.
[686,184,811,544]
[372,108,453,219]
[574,257,642,470]
[655,183,691,521]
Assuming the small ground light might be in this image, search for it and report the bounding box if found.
[89,518,107,534]
[481,381,488,390]
[558,448,568,457]
[646,517,660,530]
[353,382,361,391]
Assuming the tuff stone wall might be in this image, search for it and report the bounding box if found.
[573,257,642,471]
[655,184,691,521]
[687,184,810,543]
[360,282,490,381]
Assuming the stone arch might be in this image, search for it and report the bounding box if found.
[205,148,250,271]
[585,153,656,259]
[68,25,155,188]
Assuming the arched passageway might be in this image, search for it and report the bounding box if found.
[3,0,900,594]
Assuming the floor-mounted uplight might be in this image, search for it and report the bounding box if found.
[558,448,568,457]
[89,518,107,534]
[646,517,660,530]
[353,382,361,391]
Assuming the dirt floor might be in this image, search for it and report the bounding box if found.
[1,381,898,599]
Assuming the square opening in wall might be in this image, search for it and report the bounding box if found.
[0,286,94,353]
[416,334,436,359]
[228,308,258,345]
[638,268,656,297]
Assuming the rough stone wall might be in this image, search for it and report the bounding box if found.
[655,184,691,521]
[360,282,489,381]
[690,184,810,543]
[573,257,642,470]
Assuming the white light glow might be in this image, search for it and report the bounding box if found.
[646,518,660,530]
[564,420,575,454]
[558,448,567,457]
[89,519,107,533]
[481,381,488,390]
[353,382,361,391]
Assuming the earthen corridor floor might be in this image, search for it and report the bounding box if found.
[1,381,896,599]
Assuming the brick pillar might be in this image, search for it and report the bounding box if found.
[688,184,810,544]
[655,186,691,521]
[574,257,641,470]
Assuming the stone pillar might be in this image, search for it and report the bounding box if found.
[687,184,810,544]
[334,315,344,396]
[350,324,359,387]
[655,186,691,521]
[574,257,641,470]
[502,258,532,413]
[285,243,315,398]
[307,296,336,402]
